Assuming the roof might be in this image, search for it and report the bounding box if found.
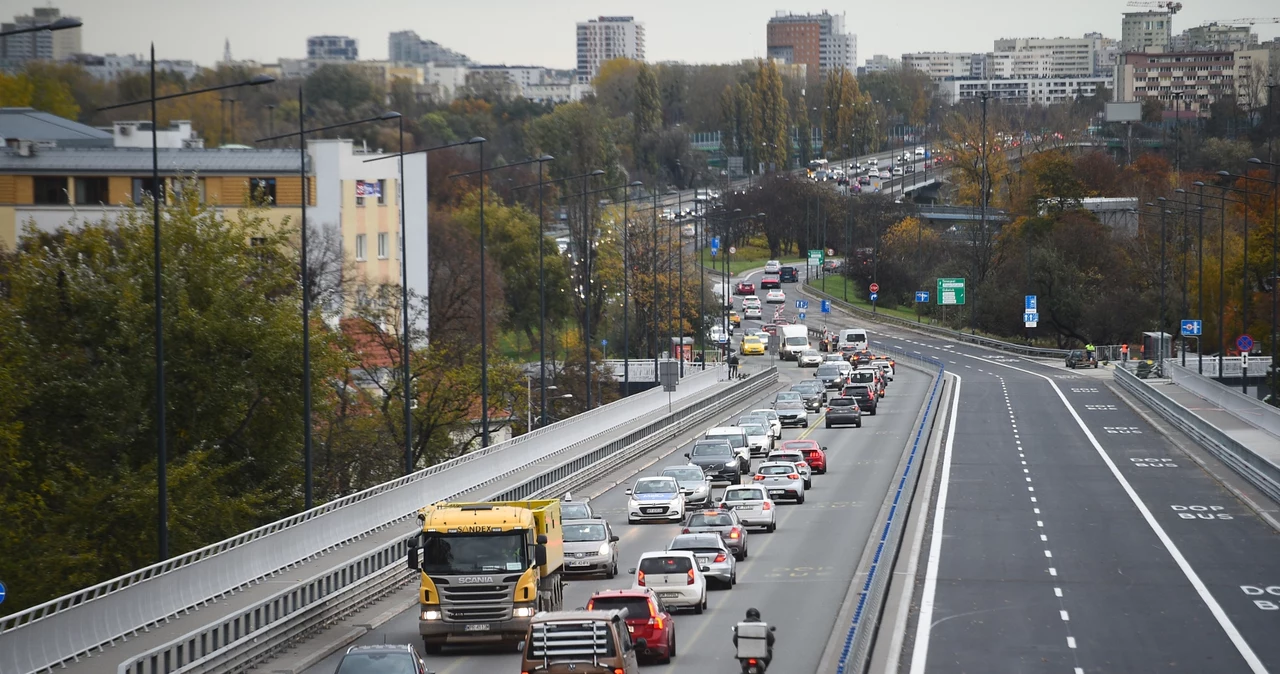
[530,609,624,624]
[0,146,305,175]
[0,108,113,148]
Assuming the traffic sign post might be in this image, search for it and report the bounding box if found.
[710,236,719,258]
[0,580,6,606]
[915,291,930,303]
[869,292,878,302]
[728,246,736,255]
[795,299,809,310]
[1025,295,1037,312]
[869,282,880,293]
[1023,312,1038,328]
[798,312,806,320]
[1181,320,1202,336]
[1237,334,1254,394]
[821,299,831,313]
[937,278,966,305]
[808,249,824,265]
[1236,334,1253,352]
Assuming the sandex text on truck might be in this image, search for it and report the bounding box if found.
[405,499,565,653]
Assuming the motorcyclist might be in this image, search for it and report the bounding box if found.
[732,607,774,669]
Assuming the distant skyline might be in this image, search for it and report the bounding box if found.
[30,0,1280,69]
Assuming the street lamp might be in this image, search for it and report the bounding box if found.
[585,180,647,395]
[1193,186,1252,378]
[1244,157,1279,398]
[255,100,400,507]
[0,15,80,37]
[97,50,273,561]
[1217,171,1268,379]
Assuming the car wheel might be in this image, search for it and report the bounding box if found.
[661,632,674,663]
[804,479,812,489]
[870,408,877,416]
[422,639,444,655]
[802,420,809,427]
[797,493,806,504]
[741,546,749,560]
[606,560,617,579]
[731,570,738,586]
[694,594,705,614]
[825,422,832,428]
[768,521,777,533]
[856,421,862,428]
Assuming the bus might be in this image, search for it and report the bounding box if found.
[807,158,829,178]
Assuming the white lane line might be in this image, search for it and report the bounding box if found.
[1061,610,1071,621]
[1050,567,1058,576]
[960,353,1268,673]
[1068,636,1078,648]
[1045,550,1053,558]
[1054,587,1063,597]
[908,374,963,674]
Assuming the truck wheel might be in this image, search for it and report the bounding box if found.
[422,639,444,655]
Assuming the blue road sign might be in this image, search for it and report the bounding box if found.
[711,236,720,251]
[1025,295,1037,312]
[601,339,608,346]
[869,292,879,302]
[821,299,831,313]
[915,290,930,303]
[1180,320,1202,337]
[797,312,806,320]
[1236,334,1254,352]
[1024,312,1039,323]
[795,299,809,310]
[0,580,6,606]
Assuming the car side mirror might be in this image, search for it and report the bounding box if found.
[683,453,690,460]
[770,626,777,632]
[628,568,637,574]
[823,446,829,451]
[610,535,620,543]
[624,489,632,495]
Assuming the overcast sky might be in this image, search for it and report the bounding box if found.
[37,0,1280,69]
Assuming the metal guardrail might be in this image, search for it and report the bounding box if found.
[1115,366,1280,504]
[802,285,1070,359]
[1166,362,1280,439]
[115,367,779,674]
[1,367,722,674]
[837,345,946,674]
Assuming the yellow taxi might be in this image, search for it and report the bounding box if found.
[740,335,766,355]
[729,311,741,327]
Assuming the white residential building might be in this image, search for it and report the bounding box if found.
[936,76,1112,105]
[110,120,204,149]
[70,53,201,81]
[902,52,978,80]
[576,16,645,84]
[1121,11,1174,53]
[862,54,899,73]
[993,37,1101,78]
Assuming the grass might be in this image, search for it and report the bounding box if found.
[806,276,929,324]
[697,237,805,276]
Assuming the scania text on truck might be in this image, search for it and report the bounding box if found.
[405,500,565,653]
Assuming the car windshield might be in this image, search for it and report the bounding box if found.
[752,410,778,419]
[741,424,766,436]
[692,442,732,456]
[775,392,801,401]
[419,531,527,575]
[561,502,591,519]
[770,453,803,463]
[707,433,746,448]
[662,467,705,483]
[793,382,821,393]
[776,401,804,410]
[759,464,796,476]
[724,487,765,501]
[634,479,677,494]
[336,653,418,674]
[689,513,735,527]
[638,556,693,574]
[802,350,820,357]
[817,365,842,376]
[563,522,607,542]
[830,398,857,407]
[588,596,652,620]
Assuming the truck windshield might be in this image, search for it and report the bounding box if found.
[420,532,527,574]
[785,337,807,346]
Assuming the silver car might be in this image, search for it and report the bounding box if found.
[738,414,779,443]
[773,399,808,427]
[719,485,777,532]
[767,450,812,488]
[797,349,824,367]
[562,519,620,578]
[754,461,806,503]
[739,422,773,457]
[667,533,736,588]
[661,465,713,508]
[559,497,598,521]
[749,409,783,439]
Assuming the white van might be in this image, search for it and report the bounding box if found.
[839,328,868,351]
[778,324,810,360]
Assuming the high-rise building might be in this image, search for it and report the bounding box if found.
[576,16,645,84]
[0,6,82,67]
[993,37,1101,78]
[307,35,358,61]
[388,30,471,66]
[1171,23,1257,52]
[1114,50,1235,116]
[765,10,856,77]
[901,52,979,80]
[1121,11,1173,53]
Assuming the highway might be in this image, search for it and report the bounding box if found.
[291,277,935,673]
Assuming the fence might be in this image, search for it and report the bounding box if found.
[1166,362,1280,439]
[1,367,722,674]
[116,367,779,674]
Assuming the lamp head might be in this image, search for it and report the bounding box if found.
[247,74,276,86]
[1174,188,1186,194]
[378,111,402,120]
[1157,196,1167,202]
[1247,157,1262,165]
[539,154,555,162]
[590,169,605,176]
[629,180,644,187]
[733,208,742,214]
[1193,181,1205,187]
[1216,170,1232,177]
[49,17,82,30]
[469,137,487,144]
[756,212,766,217]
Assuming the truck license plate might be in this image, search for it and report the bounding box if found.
[464,623,490,632]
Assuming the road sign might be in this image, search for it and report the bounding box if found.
[808,249,825,265]
[937,278,966,305]
[795,299,809,309]
[729,246,736,255]
[711,236,720,251]
[1025,295,1037,312]
[869,282,880,293]
[821,299,831,313]
[1180,320,1202,337]
[870,292,879,302]
[601,338,608,346]
[827,248,835,256]
[798,312,806,320]
[1024,312,1039,323]
[1236,334,1254,352]
[915,290,930,303]
[0,580,6,606]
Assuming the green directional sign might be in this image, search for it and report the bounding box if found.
[937,277,966,305]
[808,249,824,265]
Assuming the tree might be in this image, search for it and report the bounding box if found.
[634,63,663,173]
[1140,98,1164,124]
[754,60,789,171]
[593,58,643,119]
[0,67,80,120]
[306,64,383,112]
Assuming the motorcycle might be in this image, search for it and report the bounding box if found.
[733,623,776,673]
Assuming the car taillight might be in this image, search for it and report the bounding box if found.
[637,571,646,586]
[753,474,765,481]
[788,473,800,480]
[729,527,741,539]
[714,553,727,563]
[686,569,696,585]
[649,602,664,629]
[762,501,772,510]
[681,528,691,534]
[798,462,808,469]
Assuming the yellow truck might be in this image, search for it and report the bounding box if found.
[406,499,565,653]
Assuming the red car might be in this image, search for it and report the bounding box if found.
[760,324,779,336]
[735,281,755,295]
[781,439,827,474]
[760,275,781,289]
[587,588,676,663]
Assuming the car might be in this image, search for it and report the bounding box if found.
[719,485,777,532]
[871,359,895,381]
[842,383,878,416]
[742,296,762,309]
[891,166,904,177]
[765,289,785,303]
[738,414,779,442]
[904,164,916,173]
[822,352,844,362]
[773,391,803,406]
[779,266,799,283]
[738,421,773,457]
[740,335,766,355]
[915,146,926,157]
[334,644,433,674]
[924,160,933,169]
[752,461,806,503]
[847,349,875,366]
[743,305,763,320]
[781,439,828,474]
[626,476,686,524]
[685,439,741,483]
[764,260,781,273]
[760,275,781,289]
[824,396,863,429]
[814,363,848,390]
[791,380,827,410]
[858,175,872,186]
[750,329,771,343]
[735,281,755,295]
[773,399,808,427]
[798,349,823,367]
[879,170,892,180]
[729,311,741,326]
[822,259,839,272]
[667,533,736,588]
[760,323,779,336]
[661,464,714,508]
[560,498,599,521]
[586,588,676,664]
[709,325,729,344]
[749,409,783,439]
[704,426,751,470]
[563,518,621,577]
[630,551,709,613]
[766,449,812,488]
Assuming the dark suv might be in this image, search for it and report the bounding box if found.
[335,644,433,674]
[841,383,877,416]
[685,440,740,482]
[825,396,862,428]
[779,266,798,283]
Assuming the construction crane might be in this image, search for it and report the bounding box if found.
[1126,1,1183,14]
[1207,17,1280,25]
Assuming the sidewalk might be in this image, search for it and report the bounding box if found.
[1144,379,1280,471]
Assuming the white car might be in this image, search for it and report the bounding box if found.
[719,485,777,532]
[797,349,824,367]
[626,476,686,524]
[753,461,807,504]
[767,450,812,489]
[710,325,729,344]
[739,421,773,457]
[630,550,708,613]
[872,360,895,380]
[879,170,891,180]
[742,296,761,309]
[749,409,783,439]
[764,260,781,273]
[743,306,762,320]
[765,289,785,303]
[892,167,904,177]
[915,146,926,157]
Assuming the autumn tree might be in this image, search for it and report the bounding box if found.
[754,59,790,171]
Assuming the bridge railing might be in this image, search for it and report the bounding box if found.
[0,367,722,674]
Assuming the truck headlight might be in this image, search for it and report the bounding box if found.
[422,610,442,621]
[512,607,535,618]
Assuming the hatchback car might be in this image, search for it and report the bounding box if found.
[779,266,798,283]
[814,363,847,390]
[563,519,621,578]
[743,305,763,320]
[630,551,709,613]
[738,422,773,457]
[773,391,803,406]
[879,170,892,180]
[759,275,781,289]
[682,509,749,560]
[797,349,823,367]
[748,409,783,439]
[685,439,741,483]
[586,589,676,664]
[782,439,828,474]
[742,296,762,309]
[764,260,782,273]
[773,400,808,427]
[667,533,736,588]
[765,289,785,303]
[740,335,766,355]
[718,485,777,532]
[753,462,806,503]
[825,396,862,428]
[871,359,895,381]
[559,498,598,521]
[626,477,686,524]
[791,380,826,410]
[661,465,713,508]
[734,281,755,295]
[766,450,812,488]
[335,644,434,674]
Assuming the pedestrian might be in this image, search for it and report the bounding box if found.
[1085,342,1096,361]
[728,353,740,378]
[1120,343,1129,361]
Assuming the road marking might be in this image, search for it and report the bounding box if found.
[1054,587,1063,597]
[1060,610,1070,621]
[908,374,962,674]
[1045,550,1053,558]
[1068,636,1077,649]
[1050,567,1058,576]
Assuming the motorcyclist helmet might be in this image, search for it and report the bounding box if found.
[745,607,761,621]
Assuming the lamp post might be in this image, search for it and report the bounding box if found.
[1244,157,1279,399]
[1218,172,1268,359]
[0,15,80,38]
[97,54,273,560]
[668,188,686,375]
[580,180,646,396]
[256,102,401,501]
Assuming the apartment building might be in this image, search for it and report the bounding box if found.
[993,37,1101,77]
[1121,11,1173,53]
[388,30,471,67]
[0,6,81,70]
[766,10,856,77]
[937,76,1111,105]
[1114,50,1236,116]
[902,52,979,80]
[1171,23,1257,52]
[576,16,645,84]
[307,35,358,61]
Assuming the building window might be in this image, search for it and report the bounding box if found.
[377,232,389,259]
[34,176,70,205]
[73,177,108,205]
[355,234,367,261]
[170,177,205,204]
[249,178,276,204]
[377,179,387,205]
[132,178,166,205]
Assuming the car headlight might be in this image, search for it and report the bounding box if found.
[512,606,535,618]
[422,610,442,620]
[598,542,612,556]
